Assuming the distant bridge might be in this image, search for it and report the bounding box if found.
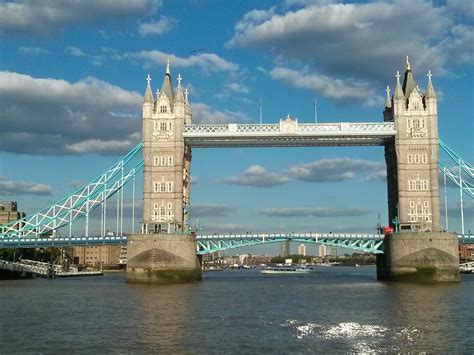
[1,233,473,255]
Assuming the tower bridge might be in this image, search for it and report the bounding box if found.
[1,58,473,283]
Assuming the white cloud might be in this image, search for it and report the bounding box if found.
[191,102,251,124]
[0,71,141,155]
[229,0,471,92]
[270,66,382,106]
[65,46,87,57]
[0,176,53,196]
[216,158,386,188]
[191,203,238,217]
[0,0,160,37]
[65,46,104,66]
[18,46,49,55]
[224,82,250,94]
[217,165,289,187]
[287,158,385,182]
[258,207,371,217]
[447,0,474,19]
[130,50,239,74]
[138,16,177,36]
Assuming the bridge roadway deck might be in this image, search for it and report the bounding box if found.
[183,122,396,147]
[1,233,473,254]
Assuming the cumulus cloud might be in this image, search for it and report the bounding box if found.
[18,46,49,55]
[65,45,103,66]
[0,0,159,37]
[0,176,53,196]
[228,0,472,102]
[287,158,385,183]
[224,82,250,94]
[191,203,238,217]
[217,158,385,187]
[217,165,289,187]
[258,207,371,217]
[199,223,247,234]
[138,16,177,36]
[130,50,239,74]
[191,102,251,124]
[447,0,474,19]
[270,67,382,106]
[0,71,141,155]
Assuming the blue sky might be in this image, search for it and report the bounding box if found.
[0,0,473,246]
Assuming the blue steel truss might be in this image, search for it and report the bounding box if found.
[196,233,386,254]
[0,139,472,244]
[0,144,143,239]
[1,234,473,253]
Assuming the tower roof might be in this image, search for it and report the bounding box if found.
[394,71,404,100]
[175,74,184,103]
[160,59,174,103]
[425,70,437,99]
[402,56,417,98]
[143,74,153,103]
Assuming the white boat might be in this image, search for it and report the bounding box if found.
[260,265,310,275]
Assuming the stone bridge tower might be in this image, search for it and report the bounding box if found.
[141,62,192,234]
[127,63,200,284]
[384,57,440,232]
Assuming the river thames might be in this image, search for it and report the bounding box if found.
[1,266,473,353]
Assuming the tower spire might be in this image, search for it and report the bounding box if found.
[175,74,184,103]
[402,56,417,98]
[385,85,392,108]
[394,71,404,100]
[425,70,436,99]
[143,74,153,103]
[160,61,174,103]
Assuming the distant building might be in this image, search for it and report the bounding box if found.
[280,240,290,257]
[0,201,25,226]
[459,244,473,262]
[72,245,122,268]
[318,244,328,257]
[298,243,307,256]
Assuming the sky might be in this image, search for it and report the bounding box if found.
[0,0,473,251]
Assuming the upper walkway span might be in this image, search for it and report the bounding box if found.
[183,122,396,148]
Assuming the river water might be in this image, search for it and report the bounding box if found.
[1,266,473,353]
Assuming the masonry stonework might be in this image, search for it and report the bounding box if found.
[126,63,200,284]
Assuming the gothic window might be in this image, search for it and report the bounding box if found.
[166,182,173,192]
[423,201,429,208]
[422,181,429,190]
[160,183,166,193]
[153,121,159,132]
[160,122,167,131]
[153,182,159,193]
[160,156,166,166]
[153,156,159,166]
[414,154,420,164]
[152,211,159,219]
[407,154,413,164]
[168,122,173,131]
[167,203,172,210]
[409,201,415,208]
[160,105,167,113]
[422,154,428,164]
[167,156,173,166]
[413,119,420,129]
[160,206,166,215]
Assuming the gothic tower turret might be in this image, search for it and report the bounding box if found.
[384,57,441,232]
[141,62,190,234]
